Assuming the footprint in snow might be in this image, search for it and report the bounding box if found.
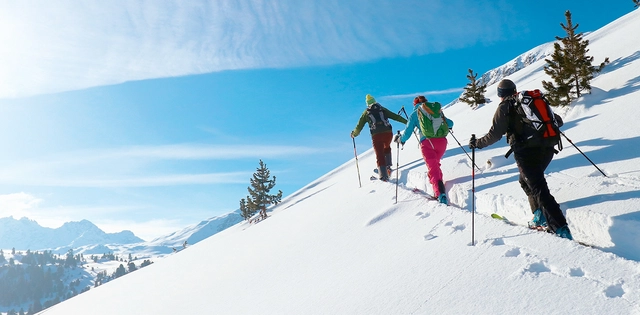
[416,211,430,219]
[569,267,585,277]
[491,238,505,246]
[424,234,438,241]
[523,261,551,275]
[604,281,625,298]
[504,247,521,257]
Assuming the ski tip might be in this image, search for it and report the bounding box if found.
[490,213,504,220]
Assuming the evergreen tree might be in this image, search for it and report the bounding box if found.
[127,261,137,272]
[458,68,487,108]
[64,249,77,268]
[30,299,43,314]
[239,197,252,220]
[245,160,283,220]
[113,264,127,278]
[542,10,609,106]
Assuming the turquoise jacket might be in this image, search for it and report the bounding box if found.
[400,104,454,143]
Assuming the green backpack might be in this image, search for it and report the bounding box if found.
[417,101,449,138]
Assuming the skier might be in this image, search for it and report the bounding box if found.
[468,79,573,240]
[394,95,453,204]
[351,94,407,181]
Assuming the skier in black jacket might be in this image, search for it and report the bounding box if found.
[469,79,573,240]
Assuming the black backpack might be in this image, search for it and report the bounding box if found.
[366,103,392,133]
[508,89,563,154]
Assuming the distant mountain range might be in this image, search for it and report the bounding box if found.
[0,211,244,255]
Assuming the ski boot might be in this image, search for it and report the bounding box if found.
[385,153,393,177]
[555,225,573,240]
[527,209,548,231]
[438,193,448,205]
[436,181,447,204]
[378,166,389,181]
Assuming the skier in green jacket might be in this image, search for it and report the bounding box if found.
[351,94,407,181]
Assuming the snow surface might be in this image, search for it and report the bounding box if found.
[39,9,640,315]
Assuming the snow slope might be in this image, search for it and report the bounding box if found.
[39,9,640,315]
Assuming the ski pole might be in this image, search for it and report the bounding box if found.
[398,106,420,144]
[352,137,362,188]
[395,131,400,204]
[471,134,476,246]
[448,129,481,171]
[560,131,607,177]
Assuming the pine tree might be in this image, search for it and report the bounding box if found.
[245,160,283,220]
[542,40,573,107]
[458,68,487,108]
[127,261,137,272]
[542,10,609,106]
[239,197,253,221]
[114,264,127,278]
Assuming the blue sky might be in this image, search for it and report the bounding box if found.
[0,1,633,240]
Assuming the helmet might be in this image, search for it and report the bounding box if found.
[413,95,427,105]
[497,79,517,97]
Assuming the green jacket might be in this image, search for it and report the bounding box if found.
[352,103,407,137]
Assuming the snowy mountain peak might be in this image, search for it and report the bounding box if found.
[0,216,144,251]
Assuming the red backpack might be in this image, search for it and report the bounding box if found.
[512,89,563,150]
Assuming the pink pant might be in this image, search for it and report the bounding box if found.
[420,137,448,196]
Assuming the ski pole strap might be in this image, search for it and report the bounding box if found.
[504,148,513,159]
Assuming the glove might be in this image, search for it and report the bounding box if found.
[393,133,404,145]
[350,131,355,138]
[469,137,477,149]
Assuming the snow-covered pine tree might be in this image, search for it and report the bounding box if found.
[542,10,609,106]
[458,68,487,108]
[245,160,283,220]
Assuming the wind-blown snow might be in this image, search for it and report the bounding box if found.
[40,9,640,315]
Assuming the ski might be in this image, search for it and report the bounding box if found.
[490,213,517,226]
[410,188,438,201]
[490,213,595,248]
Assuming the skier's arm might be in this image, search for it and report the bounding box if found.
[441,111,454,129]
[399,111,418,143]
[475,101,510,149]
[383,108,408,125]
[554,113,564,128]
[351,110,368,137]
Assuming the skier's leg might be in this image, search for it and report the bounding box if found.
[371,133,386,168]
[421,138,446,196]
[515,148,567,232]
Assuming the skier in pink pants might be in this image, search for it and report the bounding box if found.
[394,96,453,204]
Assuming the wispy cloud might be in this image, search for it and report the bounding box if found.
[381,88,465,100]
[0,143,320,187]
[0,192,42,219]
[0,1,515,98]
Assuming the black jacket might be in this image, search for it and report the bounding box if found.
[476,95,563,151]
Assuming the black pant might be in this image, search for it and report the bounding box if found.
[514,146,567,232]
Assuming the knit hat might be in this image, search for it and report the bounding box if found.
[365,94,376,106]
[413,95,427,105]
